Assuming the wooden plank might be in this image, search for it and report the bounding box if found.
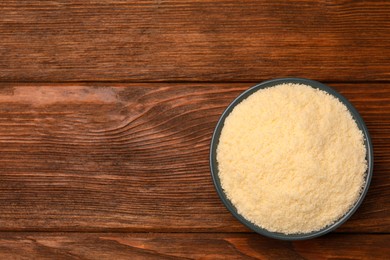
[0,1,389,82]
[0,232,388,259]
[0,83,388,232]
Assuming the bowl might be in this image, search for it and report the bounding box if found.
[209,78,373,240]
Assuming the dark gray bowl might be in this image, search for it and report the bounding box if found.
[210,78,373,240]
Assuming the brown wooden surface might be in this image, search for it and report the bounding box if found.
[0,233,389,260]
[1,0,389,259]
[0,0,389,82]
[0,83,388,234]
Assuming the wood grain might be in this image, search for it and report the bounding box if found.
[0,0,389,82]
[0,83,389,233]
[0,232,388,259]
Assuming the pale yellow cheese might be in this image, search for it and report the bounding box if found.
[217,83,367,234]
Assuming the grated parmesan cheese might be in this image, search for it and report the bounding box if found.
[217,83,367,234]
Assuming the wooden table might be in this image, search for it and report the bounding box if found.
[0,1,389,259]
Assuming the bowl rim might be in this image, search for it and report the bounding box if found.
[209,77,374,240]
